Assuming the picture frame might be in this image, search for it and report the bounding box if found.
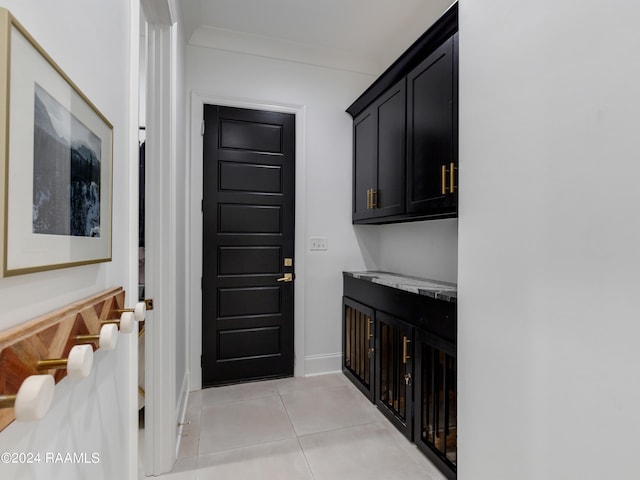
[0,8,113,277]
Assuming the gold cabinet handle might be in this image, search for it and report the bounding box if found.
[450,162,456,194]
[277,273,294,282]
[370,189,377,208]
[441,165,447,195]
[402,336,411,364]
[366,188,371,209]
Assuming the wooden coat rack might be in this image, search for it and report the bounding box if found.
[0,287,125,431]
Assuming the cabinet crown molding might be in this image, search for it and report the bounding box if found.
[346,2,457,119]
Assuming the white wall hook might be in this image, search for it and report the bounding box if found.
[102,311,135,334]
[74,323,119,351]
[99,323,119,350]
[0,375,55,421]
[115,302,146,322]
[36,344,94,379]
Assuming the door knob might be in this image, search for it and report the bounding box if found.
[277,273,294,282]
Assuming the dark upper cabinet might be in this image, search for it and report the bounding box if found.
[353,109,377,221]
[407,34,457,216]
[347,3,458,225]
[353,80,406,221]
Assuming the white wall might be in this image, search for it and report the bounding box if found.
[0,1,138,479]
[458,1,640,478]
[376,219,458,283]
[187,46,376,378]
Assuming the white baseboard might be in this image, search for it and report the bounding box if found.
[174,372,189,458]
[304,352,342,376]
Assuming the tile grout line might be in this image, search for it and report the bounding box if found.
[193,400,203,474]
[278,391,318,480]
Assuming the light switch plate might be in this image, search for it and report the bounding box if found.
[309,237,328,251]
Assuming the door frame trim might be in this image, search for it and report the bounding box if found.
[189,92,307,389]
[143,19,178,479]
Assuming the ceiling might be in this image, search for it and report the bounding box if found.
[178,0,455,75]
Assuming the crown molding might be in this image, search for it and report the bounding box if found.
[189,25,382,76]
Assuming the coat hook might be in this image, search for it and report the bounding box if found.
[74,323,119,351]
[36,344,94,379]
[0,375,55,421]
[102,311,135,334]
[114,302,146,322]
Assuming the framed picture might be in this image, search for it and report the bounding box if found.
[0,9,113,277]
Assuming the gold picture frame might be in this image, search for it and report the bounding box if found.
[0,9,113,277]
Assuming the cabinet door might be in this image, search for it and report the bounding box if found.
[376,311,414,440]
[352,107,377,221]
[342,297,375,402]
[415,330,457,479]
[407,34,457,216]
[374,79,406,218]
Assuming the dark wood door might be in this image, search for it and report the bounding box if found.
[342,297,375,403]
[374,78,406,219]
[202,105,295,386]
[415,329,457,479]
[406,34,457,215]
[352,79,406,223]
[352,107,376,221]
[376,311,414,440]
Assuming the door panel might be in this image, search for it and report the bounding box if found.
[218,246,282,275]
[219,162,282,193]
[218,286,281,317]
[218,327,281,360]
[219,119,283,153]
[203,105,295,386]
[352,109,377,221]
[375,79,405,218]
[218,204,281,234]
[376,311,414,440]
[407,35,456,214]
[342,297,375,402]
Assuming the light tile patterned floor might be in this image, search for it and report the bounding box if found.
[139,373,447,480]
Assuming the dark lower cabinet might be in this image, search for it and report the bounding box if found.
[342,272,457,479]
[415,330,457,479]
[376,312,414,440]
[342,297,375,402]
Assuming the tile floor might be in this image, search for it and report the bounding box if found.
[139,373,447,480]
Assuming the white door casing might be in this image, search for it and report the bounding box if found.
[141,0,177,475]
[189,93,307,389]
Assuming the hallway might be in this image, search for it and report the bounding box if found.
[140,373,446,479]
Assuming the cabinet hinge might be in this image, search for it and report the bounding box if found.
[201,120,205,136]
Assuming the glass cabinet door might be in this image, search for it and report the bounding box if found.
[415,330,457,478]
[342,297,375,402]
[376,311,414,440]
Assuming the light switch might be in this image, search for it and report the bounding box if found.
[309,237,328,251]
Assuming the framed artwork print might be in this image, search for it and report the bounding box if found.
[0,8,113,277]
